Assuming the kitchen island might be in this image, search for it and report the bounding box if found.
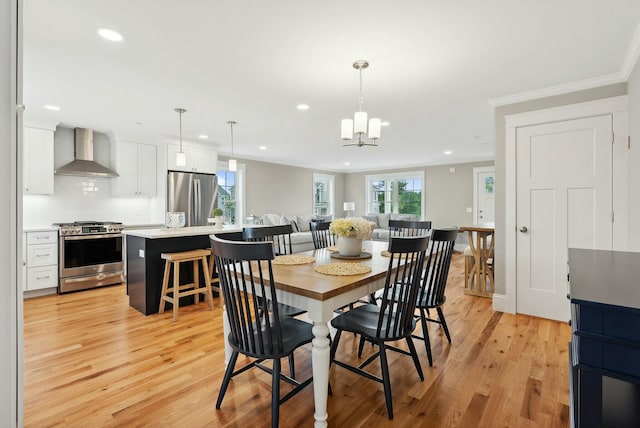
[124,225,248,315]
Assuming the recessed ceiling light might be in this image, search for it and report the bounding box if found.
[344,162,351,166]
[381,121,390,127]
[296,104,309,111]
[444,150,453,155]
[97,28,124,42]
[259,146,267,150]
[198,134,208,139]
[44,104,61,111]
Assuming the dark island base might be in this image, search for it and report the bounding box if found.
[127,234,214,315]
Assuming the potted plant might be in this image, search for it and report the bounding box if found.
[211,208,224,229]
[329,217,375,256]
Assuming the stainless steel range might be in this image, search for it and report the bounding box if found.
[56,221,124,293]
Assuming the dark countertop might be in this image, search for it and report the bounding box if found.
[568,248,640,309]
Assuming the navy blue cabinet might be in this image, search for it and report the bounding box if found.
[568,249,640,428]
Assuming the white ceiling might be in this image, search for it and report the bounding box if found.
[22,1,640,172]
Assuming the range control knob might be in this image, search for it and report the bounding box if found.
[61,229,67,235]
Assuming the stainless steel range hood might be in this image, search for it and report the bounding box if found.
[54,128,119,177]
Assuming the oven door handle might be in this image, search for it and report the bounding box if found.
[63,234,121,241]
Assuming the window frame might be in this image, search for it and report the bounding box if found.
[365,170,425,218]
[216,161,245,225]
[312,173,335,216]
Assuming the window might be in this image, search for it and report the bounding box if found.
[312,173,335,216]
[366,171,424,217]
[217,161,245,224]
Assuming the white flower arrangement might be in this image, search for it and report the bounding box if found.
[329,217,375,240]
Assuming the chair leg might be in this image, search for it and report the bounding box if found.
[201,256,215,310]
[436,307,451,343]
[172,261,180,322]
[193,259,199,304]
[357,335,367,358]
[159,260,171,313]
[288,352,296,379]
[272,358,281,428]
[329,330,342,363]
[406,337,424,381]
[378,343,394,420]
[420,308,433,367]
[216,350,239,409]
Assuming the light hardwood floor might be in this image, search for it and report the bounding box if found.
[23,254,571,427]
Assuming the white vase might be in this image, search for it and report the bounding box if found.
[338,236,362,256]
[214,216,224,229]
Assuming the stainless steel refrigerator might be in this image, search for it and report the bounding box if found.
[167,171,218,226]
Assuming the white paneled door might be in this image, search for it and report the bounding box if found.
[516,115,612,321]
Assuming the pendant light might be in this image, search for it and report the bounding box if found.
[227,120,237,172]
[341,60,381,147]
[174,107,187,166]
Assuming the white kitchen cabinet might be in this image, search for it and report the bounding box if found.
[167,144,217,173]
[23,126,54,195]
[24,231,58,291]
[111,141,157,197]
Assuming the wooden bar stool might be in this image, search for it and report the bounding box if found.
[159,249,214,321]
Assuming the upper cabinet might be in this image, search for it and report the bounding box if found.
[23,126,55,195]
[167,144,217,174]
[111,141,157,197]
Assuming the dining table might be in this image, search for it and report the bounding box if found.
[459,223,494,297]
[220,239,394,428]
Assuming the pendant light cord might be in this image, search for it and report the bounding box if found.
[228,120,236,157]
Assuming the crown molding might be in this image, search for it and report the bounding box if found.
[621,21,640,80]
[488,72,625,107]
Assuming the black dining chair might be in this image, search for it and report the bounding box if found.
[388,219,432,239]
[310,221,336,249]
[242,224,305,316]
[329,235,430,420]
[211,236,313,428]
[413,228,457,366]
[243,224,294,255]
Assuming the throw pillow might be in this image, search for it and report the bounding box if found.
[262,213,281,226]
[313,214,333,222]
[297,215,313,232]
[370,213,390,228]
[362,215,380,228]
[280,214,299,232]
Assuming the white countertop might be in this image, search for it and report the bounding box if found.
[123,224,258,239]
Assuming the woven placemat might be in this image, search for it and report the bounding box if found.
[315,263,372,276]
[273,255,316,265]
[381,250,401,258]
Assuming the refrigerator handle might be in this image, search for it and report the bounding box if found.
[194,178,201,225]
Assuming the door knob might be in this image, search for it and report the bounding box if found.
[519,226,528,233]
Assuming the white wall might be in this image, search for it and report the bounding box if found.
[1,0,20,425]
[627,58,640,250]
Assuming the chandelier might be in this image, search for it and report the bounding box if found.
[341,60,381,147]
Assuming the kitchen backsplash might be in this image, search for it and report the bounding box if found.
[23,175,164,227]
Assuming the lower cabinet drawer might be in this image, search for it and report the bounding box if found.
[27,243,57,267]
[576,334,640,379]
[27,266,58,290]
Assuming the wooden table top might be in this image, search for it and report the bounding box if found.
[459,223,495,233]
[247,240,392,301]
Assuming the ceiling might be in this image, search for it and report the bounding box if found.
[22,1,640,172]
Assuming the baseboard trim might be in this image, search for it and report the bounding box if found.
[492,293,509,313]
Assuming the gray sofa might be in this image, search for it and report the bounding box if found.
[258,212,422,253]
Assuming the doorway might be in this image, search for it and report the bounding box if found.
[516,115,612,321]
[473,166,495,224]
[503,95,628,321]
